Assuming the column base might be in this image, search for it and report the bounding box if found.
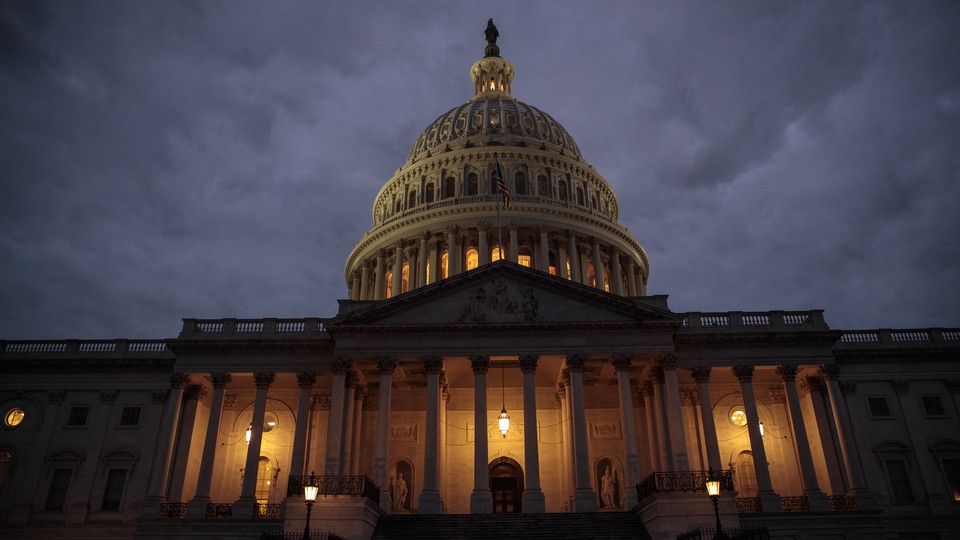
[232,496,259,519]
[521,489,545,513]
[185,496,211,519]
[139,496,164,519]
[804,490,830,512]
[758,491,782,512]
[418,490,442,514]
[324,458,340,476]
[379,491,393,513]
[623,488,639,509]
[470,490,493,514]
[573,488,598,512]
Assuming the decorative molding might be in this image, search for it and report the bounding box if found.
[152,390,169,402]
[100,390,118,403]
[470,355,490,374]
[310,393,331,411]
[296,372,317,388]
[890,380,910,395]
[48,390,66,404]
[223,393,238,409]
[946,379,960,394]
[519,354,539,374]
[776,365,798,382]
[590,422,621,440]
[732,365,754,383]
[839,380,858,396]
[690,366,711,384]
[390,424,418,441]
[767,387,785,404]
[377,357,398,374]
[170,372,190,389]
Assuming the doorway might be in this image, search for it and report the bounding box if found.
[489,457,524,513]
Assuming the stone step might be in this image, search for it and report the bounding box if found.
[372,511,653,540]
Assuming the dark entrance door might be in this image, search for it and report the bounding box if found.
[489,457,523,513]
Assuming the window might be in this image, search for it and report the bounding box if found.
[444,177,455,199]
[548,252,557,276]
[537,175,548,197]
[408,191,417,209]
[943,458,960,502]
[465,248,479,271]
[100,469,127,511]
[602,268,611,292]
[4,407,24,427]
[425,183,434,203]
[255,456,272,504]
[46,468,73,510]
[734,451,757,497]
[394,197,401,214]
[426,260,432,284]
[558,180,568,201]
[566,258,572,280]
[587,261,597,287]
[868,397,892,418]
[884,459,915,504]
[491,246,504,262]
[439,252,448,280]
[68,406,89,426]
[518,247,532,268]
[119,407,141,427]
[515,172,526,195]
[576,186,585,206]
[922,395,946,417]
[401,263,410,293]
[467,173,478,196]
[384,271,393,299]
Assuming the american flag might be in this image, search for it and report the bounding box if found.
[495,159,510,209]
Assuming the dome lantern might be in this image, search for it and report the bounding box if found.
[472,19,514,98]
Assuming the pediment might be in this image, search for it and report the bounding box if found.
[328,262,680,330]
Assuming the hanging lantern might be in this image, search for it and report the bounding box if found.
[498,407,510,438]
[758,421,765,437]
[245,423,252,444]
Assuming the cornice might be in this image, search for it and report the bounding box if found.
[3,357,175,373]
[170,338,334,356]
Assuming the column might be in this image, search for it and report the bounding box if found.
[508,221,519,262]
[350,273,360,300]
[469,356,493,513]
[777,366,829,510]
[477,222,489,265]
[374,251,385,300]
[637,268,646,295]
[650,367,672,470]
[235,372,275,518]
[659,354,689,471]
[538,227,549,273]
[167,385,206,503]
[289,373,316,480]
[613,355,641,508]
[140,373,189,518]
[350,386,366,475]
[579,247,591,287]
[374,358,396,511]
[557,235,569,279]
[418,356,444,513]
[820,365,875,508]
[566,355,598,511]
[562,372,577,506]
[642,381,662,472]
[801,377,846,495]
[338,371,359,475]
[392,241,403,297]
[325,358,351,475]
[187,373,231,518]
[591,237,605,291]
[733,366,782,511]
[428,237,439,283]
[557,383,573,507]
[690,367,722,473]
[625,260,638,296]
[520,355,546,512]
[446,227,459,277]
[566,231,581,282]
[359,262,371,300]
[609,248,623,295]
[418,232,429,287]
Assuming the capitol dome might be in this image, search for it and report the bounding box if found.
[344,23,649,301]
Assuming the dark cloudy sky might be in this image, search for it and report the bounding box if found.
[2,1,959,340]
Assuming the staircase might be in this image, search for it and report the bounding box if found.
[372,512,653,540]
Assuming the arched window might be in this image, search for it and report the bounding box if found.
[592,195,598,210]
[426,183,435,203]
[548,252,557,276]
[466,248,479,271]
[576,187,585,206]
[602,267,611,292]
[385,271,393,299]
[255,456,272,503]
[491,245,504,262]
[440,252,449,279]
[467,173,478,196]
[734,451,757,497]
[587,261,597,287]
[566,257,572,280]
[401,263,410,293]
[558,180,568,201]
[515,172,527,195]
[518,247,532,268]
[445,177,456,199]
[394,197,402,213]
[537,175,548,197]
[408,191,417,209]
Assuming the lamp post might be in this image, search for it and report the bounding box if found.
[302,473,318,540]
[705,472,729,540]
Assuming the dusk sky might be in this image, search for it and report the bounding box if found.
[2,1,959,340]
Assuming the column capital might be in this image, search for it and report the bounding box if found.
[768,387,786,404]
[428,237,440,249]
[447,225,460,235]
[377,357,398,374]
[658,352,679,370]
[519,354,539,374]
[331,357,353,375]
[254,372,276,389]
[800,376,824,394]
[311,393,331,411]
[424,356,443,374]
[470,355,490,374]
[776,365,798,382]
[819,364,840,381]
[183,385,206,401]
[346,370,361,388]
[211,373,232,388]
[100,389,119,403]
[565,355,585,372]
[508,221,519,232]
[477,221,488,231]
[839,380,858,396]
[690,366,711,383]
[421,230,431,241]
[377,249,386,260]
[296,372,317,389]
[395,239,404,250]
[591,235,600,246]
[559,368,570,384]
[170,372,191,389]
[362,260,371,270]
[732,365,755,383]
[611,354,632,372]
[649,366,665,384]
[891,379,910,395]
[642,379,655,397]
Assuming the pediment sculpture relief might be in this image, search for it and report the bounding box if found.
[457,277,542,323]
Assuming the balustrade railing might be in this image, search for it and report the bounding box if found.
[838,328,960,346]
[827,494,858,510]
[256,504,281,519]
[261,532,347,540]
[681,310,825,330]
[205,503,234,518]
[1,339,170,355]
[158,502,186,518]
[734,497,762,513]
[780,496,810,512]
[181,318,328,337]
[677,526,770,540]
[636,470,733,503]
[287,475,380,504]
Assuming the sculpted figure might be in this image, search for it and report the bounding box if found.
[485,19,499,45]
[601,465,616,508]
[394,472,408,510]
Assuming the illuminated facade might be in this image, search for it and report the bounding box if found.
[2,23,959,540]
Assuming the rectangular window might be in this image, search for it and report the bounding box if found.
[921,396,946,417]
[45,468,73,510]
[943,458,960,502]
[100,469,127,511]
[868,397,891,418]
[884,459,915,504]
[119,407,141,426]
[67,406,89,426]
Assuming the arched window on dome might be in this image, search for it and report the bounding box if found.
[384,271,393,299]
[576,187,585,206]
[465,248,479,271]
[518,246,532,268]
[408,191,417,209]
[537,175,549,197]
[445,177,456,199]
[602,267,611,292]
[440,252,449,280]
[467,173,478,196]
[548,252,558,276]
[426,183,435,204]
[401,263,410,293]
[592,195,598,210]
[587,261,597,287]
[558,180,568,201]
[394,197,402,214]
[515,172,527,195]
[491,245,504,262]
[425,260,432,284]
[566,257,572,280]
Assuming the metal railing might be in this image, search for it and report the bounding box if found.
[158,502,186,518]
[287,475,380,504]
[827,494,858,510]
[734,497,762,513]
[205,503,234,518]
[636,470,734,503]
[780,496,810,512]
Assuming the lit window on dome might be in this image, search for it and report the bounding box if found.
[466,249,479,271]
[518,255,531,267]
[440,253,448,279]
[491,246,504,262]
[401,264,410,293]
[587,262,597,287]
[4,407,24,428]
[566,258,572,280]
[384,271,393,299]
[603,269,611,292]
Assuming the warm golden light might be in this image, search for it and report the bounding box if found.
[304,484,319,502]
[4,407,24,427]
[706,479,721,497]
[759,421,765,437]
[245,424,252,444]
[498,408,510,437]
